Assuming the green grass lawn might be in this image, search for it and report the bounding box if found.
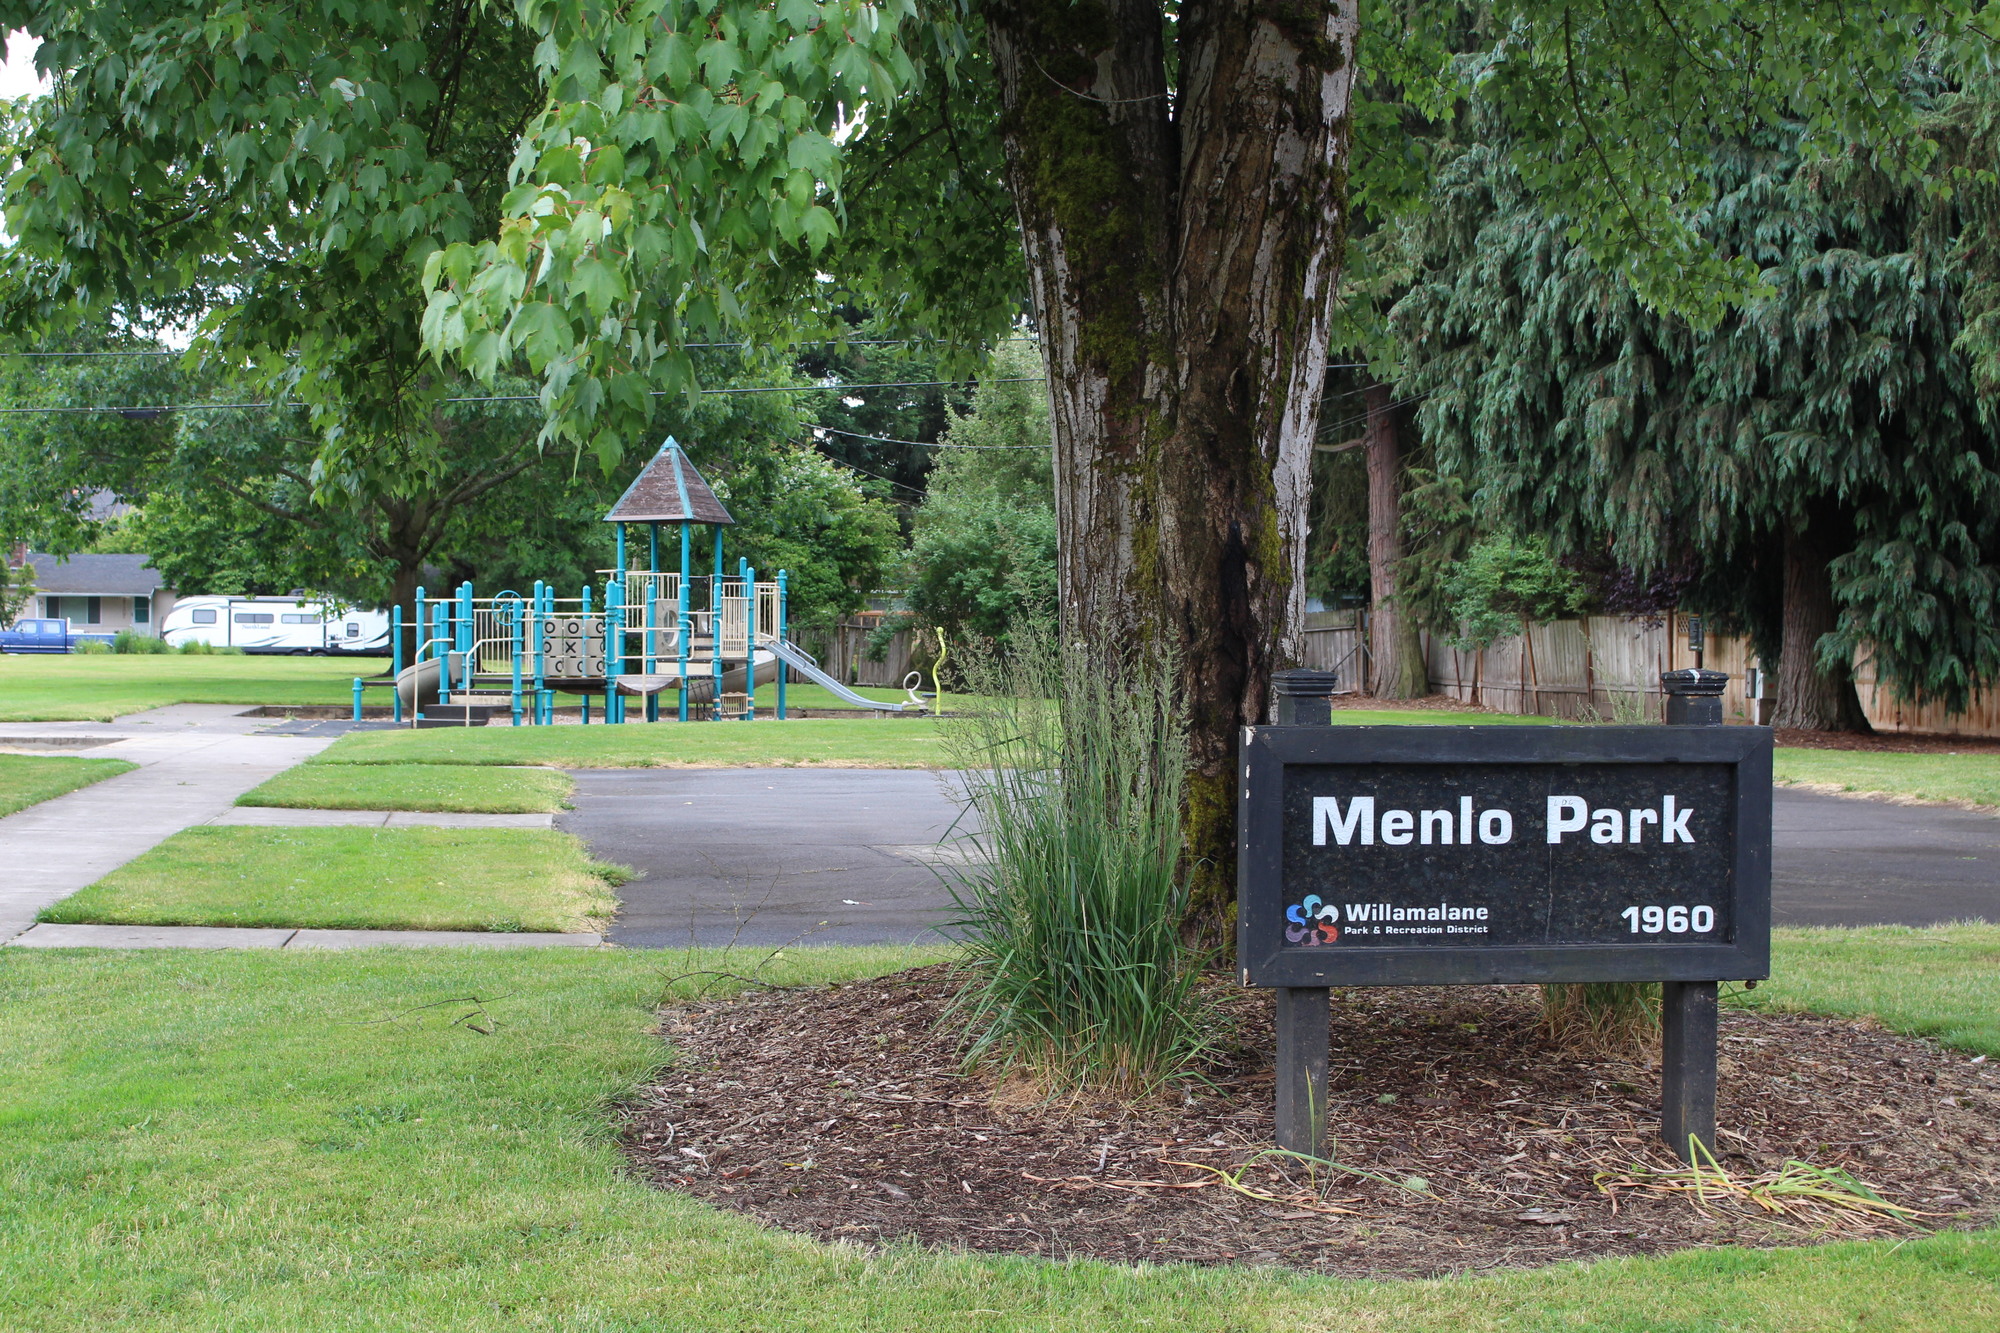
[1774,748,2000,809]
[238,763,573,813]
[37,826,621,933]
[1731,922,2000,1054]
[0,653,368,721]
[0,751,137,816]
[0,935,1994,1332]
[313,705,1550,771]
[318,717,950,768]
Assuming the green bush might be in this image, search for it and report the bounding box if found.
[903,342,1057,645]
[940,623,1209,1092]
[71,638,112,654]
[172,639,243,655]
[1442,532,1586,649]
[112,629,170,654]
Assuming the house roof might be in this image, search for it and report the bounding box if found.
[24,551,164,596]
[603,439,735,526]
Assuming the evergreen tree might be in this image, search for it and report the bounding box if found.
[903,341,1057,643]
[1395,99,2000,726]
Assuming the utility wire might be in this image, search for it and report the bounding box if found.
[812,422,1045,451]
[801,441,927,497]
[0,378,1045,415]
[1314,390,1431,441]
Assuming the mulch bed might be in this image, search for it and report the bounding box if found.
[619,967,2000,1278]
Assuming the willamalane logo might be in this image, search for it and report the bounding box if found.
[1282,896,1491,946]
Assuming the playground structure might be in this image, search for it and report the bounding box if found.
[384,439,925,726]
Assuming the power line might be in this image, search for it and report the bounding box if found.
[0,335,1051,360]
[812,423,1045,451]
[1314,390,1431,441]
[0,378,1045,416]
[802,441,927,497]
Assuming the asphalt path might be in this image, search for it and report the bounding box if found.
[562,771,2000,947]
[563,769,972,949]
[1772,788,2000,927]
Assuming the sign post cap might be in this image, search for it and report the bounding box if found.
[1659,667,1729,698]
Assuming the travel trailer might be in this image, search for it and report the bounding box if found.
[159,597,389,654]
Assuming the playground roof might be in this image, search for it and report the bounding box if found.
[604,439,735,526]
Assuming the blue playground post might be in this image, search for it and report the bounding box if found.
[776,570,788,721]
[606,577,625,724]
[711,526,725,721]
[433,603,450,711]
[390,605,403,723]
[413,585,427,719]
[615,522,626,578]
[743,562,756,719]
[509,596,524,726]
[580,583,593,725]
[678,522,692,722]
[531,581,546,723]
[352,677,364,721]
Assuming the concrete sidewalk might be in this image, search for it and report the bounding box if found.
[0,706,334,941]
[9,923,603,949]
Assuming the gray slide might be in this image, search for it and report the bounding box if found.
[767,638,924,712]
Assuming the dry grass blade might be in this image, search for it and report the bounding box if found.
[1163,1160,1367,1216]
[1595,1144,1932,1229]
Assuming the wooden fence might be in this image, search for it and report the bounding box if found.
[1423,613,2000,736]
[792,612,919,688]
[813,600,2000,736]
[1423,613,1764,724]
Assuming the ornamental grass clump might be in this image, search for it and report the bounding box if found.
[1540,980,1661,1055]
[941,624,1209,1094]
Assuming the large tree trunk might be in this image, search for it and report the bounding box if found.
[985,0,1359,934]
[1771,515,1872,733]
[1363,384,1427,698]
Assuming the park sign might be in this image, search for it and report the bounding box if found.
[1237,724,1772,989]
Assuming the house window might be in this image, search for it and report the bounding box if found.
[42,596,60,620]
[81,597,101,624]
[132,596,150,626]
[191,608,217,625]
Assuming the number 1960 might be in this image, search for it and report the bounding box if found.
[1620,904,1714,934]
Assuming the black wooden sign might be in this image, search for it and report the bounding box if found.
[1237,725,1773,988]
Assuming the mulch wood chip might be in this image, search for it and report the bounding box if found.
[620,967,2000,1277]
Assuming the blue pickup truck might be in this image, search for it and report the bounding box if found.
[0,618,116,653]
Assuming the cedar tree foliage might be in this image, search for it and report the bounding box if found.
[1395,82,2000,726]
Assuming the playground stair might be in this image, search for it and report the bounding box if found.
[416,700,498,728]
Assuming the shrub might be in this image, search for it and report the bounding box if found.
[112,629,170,654]
[71,638,112,654]
[940,622,1209,1093]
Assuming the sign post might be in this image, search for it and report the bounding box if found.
[1657,667,1729,1159]
[1238,703,1770,1163]
[1268,671,1342,1154]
